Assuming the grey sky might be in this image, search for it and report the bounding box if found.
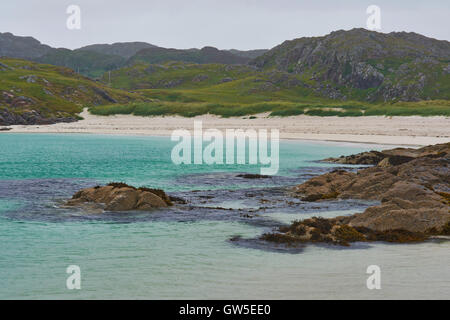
[1,0,449,50]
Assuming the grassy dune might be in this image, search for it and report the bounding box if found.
[89,100,450,118]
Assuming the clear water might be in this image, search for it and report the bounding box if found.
[0,133,448,299]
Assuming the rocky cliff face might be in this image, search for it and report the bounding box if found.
[0,108,77,126]
[251,28,450,102]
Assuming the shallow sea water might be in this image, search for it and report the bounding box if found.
[0,133,448,299]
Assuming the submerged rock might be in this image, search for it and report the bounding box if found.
[236,173,270,179]
[66,182,172,212]
[264,143,450,246]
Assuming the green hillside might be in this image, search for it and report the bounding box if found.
[36,48,126,78]
[90,61,450,118]
[0,58,141,125]
[101,61,257,90]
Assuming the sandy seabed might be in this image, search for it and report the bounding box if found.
[4,109,450,146]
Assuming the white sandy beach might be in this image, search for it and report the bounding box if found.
[4,109,450,146]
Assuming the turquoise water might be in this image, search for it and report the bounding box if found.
[0,133,360,189]
[0,133,449,299]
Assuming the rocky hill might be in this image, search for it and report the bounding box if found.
[0,32,53,60]
[0,32,254,78]
[251,28,450,102]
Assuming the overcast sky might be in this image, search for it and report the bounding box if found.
[1,0,449,50]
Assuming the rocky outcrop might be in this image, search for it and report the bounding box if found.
[192,74,209,82]
[263,143,450,245]
[0,108,77,126]
[92,87,117,103]
[66,182,172,212]
[323,143,449,165]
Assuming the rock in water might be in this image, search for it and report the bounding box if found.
[66,183,172,212]
[323,142,449,165]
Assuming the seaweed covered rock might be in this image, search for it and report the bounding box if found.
[261,216,435,247]
[66,182,172,212]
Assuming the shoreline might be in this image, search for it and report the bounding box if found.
[2,130,429,148]
[3,109,450,146]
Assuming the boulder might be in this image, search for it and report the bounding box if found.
[66,183,171,212]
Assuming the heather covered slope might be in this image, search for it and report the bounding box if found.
[0,58,140,125]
